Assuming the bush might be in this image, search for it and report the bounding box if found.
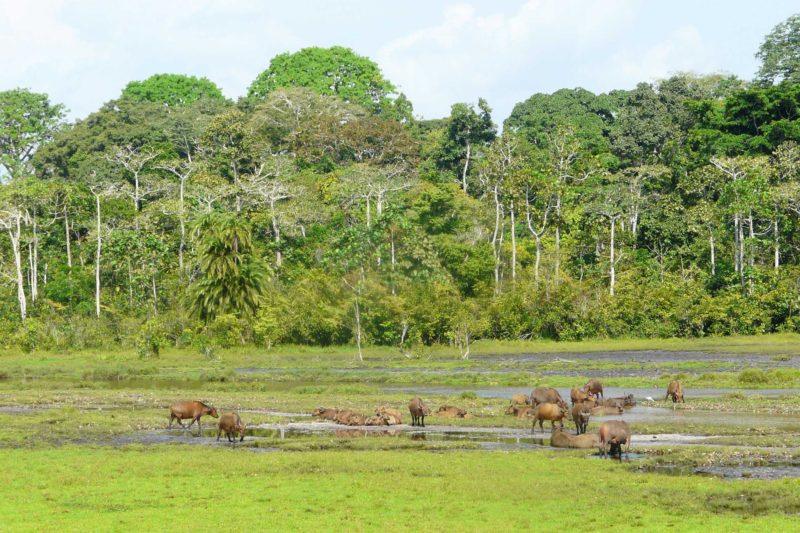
[738,368,769,384]
[208,314,246,348]
[13,318,48,353]
[136,318,167,359]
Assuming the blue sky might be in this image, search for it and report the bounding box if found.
[1,1,796,123]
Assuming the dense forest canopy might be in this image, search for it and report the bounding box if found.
[1,19,800,355]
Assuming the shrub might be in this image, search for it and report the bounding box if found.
[136,318,167,359]
[738,368,769,384]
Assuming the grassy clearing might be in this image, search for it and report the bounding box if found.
[0,446,797,532]
[1,332,798,381]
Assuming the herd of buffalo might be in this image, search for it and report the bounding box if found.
[167,379,686,457]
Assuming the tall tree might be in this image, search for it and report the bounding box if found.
[755,14,800,85]
[247,46,411,120]
[0,89,65,179]
[446,99,496,194]
[122,74,226,107]
[188,213,267,322]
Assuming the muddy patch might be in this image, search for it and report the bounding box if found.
[386,385,800,401]
[639,462,800,480]
[476,350,800,368]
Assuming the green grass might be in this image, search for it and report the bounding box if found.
[0,446,797,532]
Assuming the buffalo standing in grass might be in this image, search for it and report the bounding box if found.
[168,401,219,435]
[409,398,431,427]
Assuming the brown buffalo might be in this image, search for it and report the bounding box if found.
[582,379,604,398]
[376,406,404,424]
[510,393,531,406]
[312,407,339,421]
[550,428,602,449]
[505,405,535,418]
[409,398,431,427]
[436,405,468,418]
[598,398,625,409]
[364,415,388,426]
[598,420,631,458]
[666,380,684,406]
[570,386,597,406]
[217,412,246,446]
[591,405,624,416]
[168,400,219,434]
[603,394,636,408]
[529,402,569,434]
[334,410,365,426]
[531,387,568,409]
[571,403,592,434]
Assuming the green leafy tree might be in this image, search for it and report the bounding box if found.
[247,46,410,119]
[445,98,496,194]
[188,213,268,322]
[0,89,66,179]
[755,14,800,85]
[122,74,226,107]
[504,87,616,154]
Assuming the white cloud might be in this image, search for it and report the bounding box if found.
[0,1,98,83]
[378,0,638,120]
[591,25,719,88]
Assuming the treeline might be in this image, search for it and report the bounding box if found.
[1,20,800,355]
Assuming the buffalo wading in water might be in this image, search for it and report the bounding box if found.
[550,428,601,449]
[582,379,604,399]
[312,407,339,420]
[217,412,246,447]
[570,386,597,406]
[168,400,219,435]
[409,398,430,427]
[598,420,631,458]
[571,402,592,434]
[666,380,685,408]
[591,404,624,416]
[375,406,403,425]
[531,387,568,409]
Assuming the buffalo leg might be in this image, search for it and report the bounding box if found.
[421,416,425,428]
[216,430,221,441]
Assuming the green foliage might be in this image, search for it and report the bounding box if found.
[207,313,246,348]
[188,213,268,322]
[756,14,800,85]
[247,46,409,119]
[136,318,166,359]
[121,74,225,107]
[0,88,66,178]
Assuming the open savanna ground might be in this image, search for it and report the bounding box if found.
[0,334,799,531]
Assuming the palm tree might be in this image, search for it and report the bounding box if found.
[188,212,267,322]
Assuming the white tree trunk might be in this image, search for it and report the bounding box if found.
[270,198,282,268]
[554,193,562,284]
[179,177,186,276]
[609,217,616,297]
[773,218,780,270]
[95,194,102,318]
[709,233,716,276]
[509,199,516,283]
[8,217,27,320]
[64,206,72,269]
[461,141,471,194]
[30,217,38,303]
[353,297,363,362]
